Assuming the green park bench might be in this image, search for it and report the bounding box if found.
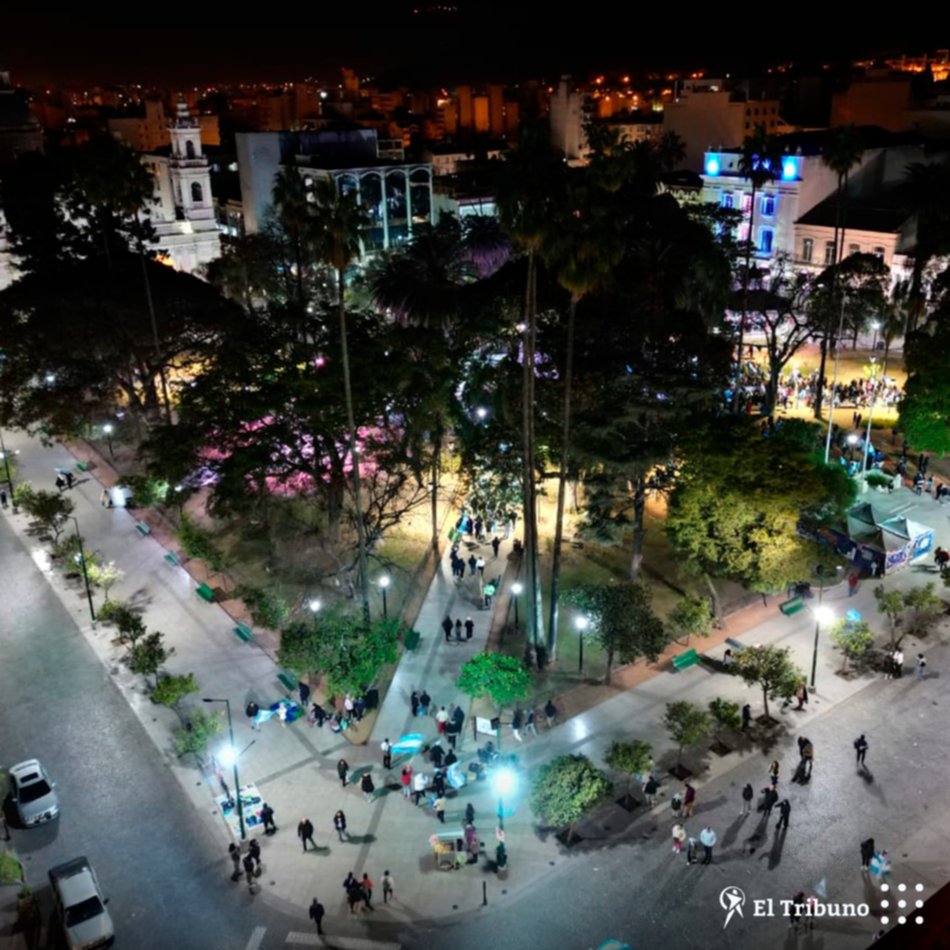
[195,582,214,603]
[403,629,421,651]
[672,648,700,671]
[134,521,151,536]
[164,551,180,566]
[779,595,805,616]
[234,623,254,644]
[75,461,89,472]
[277,671,298,694]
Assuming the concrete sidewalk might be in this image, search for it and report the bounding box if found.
[4,427,948,941]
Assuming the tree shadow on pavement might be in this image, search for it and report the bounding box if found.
[345,834,377,845]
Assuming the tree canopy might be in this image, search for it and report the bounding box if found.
[529,753,612,834]
[455,653,531,709]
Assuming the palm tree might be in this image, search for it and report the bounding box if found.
[311,176,372,624]
[272,167,318,320]
[733,126,783,413]
[541,173,623,659]
[813,125,864,421]
[495,123,565,664]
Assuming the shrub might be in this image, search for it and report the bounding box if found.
[234,584,289,629]
[174,708,222,758]
[127,631,173,684]
[178,513,226,571]
[118,473,169,508]
[12,483,35,511]
[151,673,199,708]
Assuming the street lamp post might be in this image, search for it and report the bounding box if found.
[491,766,517,832]
[71,516,96,623]
[511,582,522,632]
[575,615,590,675]
[846,433,858,464]
[870,322,880,352]
[308,598,322,614]
[378,574,390,620]
[811,605,833,691]
[102,423,115,460]
[203,697,245,841]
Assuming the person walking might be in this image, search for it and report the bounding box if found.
[801,739,814,779]
[333,810,347,842]
[434,794,446,823]
[643,774,659,806]
[248,838,261,871]
[400,766,413,799]
[861,837,876,871]
[854,734,868,766]
[525,707,537,736]
[454,619,463,642]
[361,873,374,911]
[243,853,256,891]
[381,870,395,904]
[491,536,500,558]
[432,768,446,796]
[699,826,717,865]
[915,653,927,681]
[297,818,316,852]
[776,799,791,831]
[544,698,560,728]
[308,898,325,935]
[682,782,696,818]
[381,738,392,770]
[847,572,859,597]
[361,772,376,803]
[55,474,65,492]
[436,706,449,734]
[511,708,523,742]
[442,616,454,642]
[419,690,432,715]
[768,760,780,788]
[229,843,242,881]
[468,555,477,576]
[464,616,474,640]
[741,704,752,730]
[410,689,420,715]
[892,648,904,679]
[261,802,277,834]
[65,471,74,489]
[762,786,779,817]
[795,682,809,710]
[476,556,486,577]
[337,758,349,787]
[740,783,754,816]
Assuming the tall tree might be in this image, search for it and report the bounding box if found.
[311,177,372,624]
[495,122,565,662]
[733,126,783,412]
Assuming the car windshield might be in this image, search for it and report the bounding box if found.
[64,896,104,926]
[19,780,51,803]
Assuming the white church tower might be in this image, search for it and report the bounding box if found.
[144,95,220,275]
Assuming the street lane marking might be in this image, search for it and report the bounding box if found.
[286,932,401,949]
[245,926,266,950]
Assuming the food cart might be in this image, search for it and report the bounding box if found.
[430,832,464,870]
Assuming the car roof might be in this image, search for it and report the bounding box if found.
[10,759,43,779]
[49,857,98,905]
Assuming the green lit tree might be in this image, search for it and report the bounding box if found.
[86,560,123,601]
[708,697,741,748]
[874,585,905,648]
[663,701,711,775]
[22,490,73,544]
[903,582,943,637]
[174,708,223,759]
[529,753,612,842]
[669,595,714,646]
[151,673,200,710]
[127,631,173,687]
[456,653,531,711]
[604,739,653,806]
[734,644,803,721]
[830,618,874,673]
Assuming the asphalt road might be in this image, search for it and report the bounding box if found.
[0,513,295,950]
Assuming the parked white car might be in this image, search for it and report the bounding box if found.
[48,856,114,949]
[8,759,59,826]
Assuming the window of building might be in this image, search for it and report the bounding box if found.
[745,121,750,129]
[185,139,196,159]
[873,246,886,258]
[191,182,203,203]
[802,238,813,263]
[848,243,860,256]
[721,192,734,209]
[760,229,773,254]
[761,195,776,216]
[824,241,836,265]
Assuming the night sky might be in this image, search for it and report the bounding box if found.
[1,9,938,88]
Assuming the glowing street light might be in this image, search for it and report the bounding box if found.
[308,598,322,613]
[846,432,858,463]
[811,605,834,691]
[475,406,488,421]
[378,574,391,619]
[870,321,881,351]
[511,581,523,631]
[202,697,245,840]
[102,423,115,460]
[491,766,518,831]
[575,615,590,675]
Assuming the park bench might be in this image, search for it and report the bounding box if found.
[277,671,298,694]
[134,521,151,536]
[779,595,805,616]
[672,648,700,671]
[195,582,214,603]
[725,637,746,652]
[163,551,180,566]
[403,628,421,651]
[233,623,253,644]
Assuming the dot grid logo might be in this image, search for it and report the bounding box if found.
[718,882,927,928]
